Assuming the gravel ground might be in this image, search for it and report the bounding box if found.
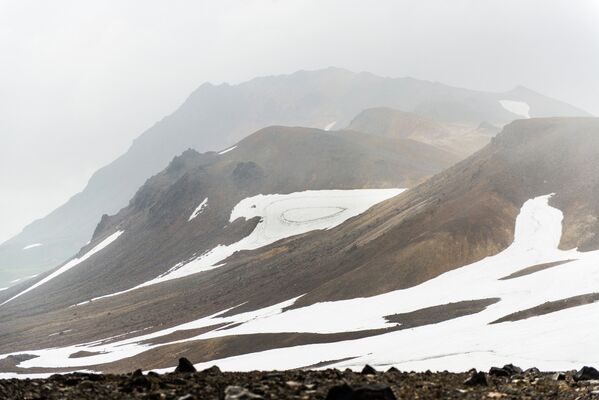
[2,361,599,399]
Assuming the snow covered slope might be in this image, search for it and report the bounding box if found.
[3,194,598,372]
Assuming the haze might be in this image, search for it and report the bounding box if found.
[1,0,598,244]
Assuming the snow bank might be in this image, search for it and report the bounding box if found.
[218,146,237,155]
[324,121,337,131]
[499,100,531,119]
[22,243,42,250]
[188,198,208,221]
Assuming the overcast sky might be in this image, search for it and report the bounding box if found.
[1,0,598,243]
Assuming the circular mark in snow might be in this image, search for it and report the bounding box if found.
[281,207,346,224]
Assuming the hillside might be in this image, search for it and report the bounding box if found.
[0,68,589,287]
[0,118,598,375]
[347,107,499,157]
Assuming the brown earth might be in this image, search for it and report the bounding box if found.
[499,260,576,280]
[491,293,599,324]
[385,299,500,327]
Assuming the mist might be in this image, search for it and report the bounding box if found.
[1,0,598,243]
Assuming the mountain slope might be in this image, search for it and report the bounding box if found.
[0,125,455,314]
[0,118,598,374]
[0,68,589,287]
[347,107,500,157]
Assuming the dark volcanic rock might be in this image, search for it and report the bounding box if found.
[489,367,510,377]
[174,357,197,373]
[325,383,396,400]
[464,370,488,386]
[489,364,522,377]
[202,365,222,375]
[361,365,377,375]
[573,366,599,381]
[0,368,596,399]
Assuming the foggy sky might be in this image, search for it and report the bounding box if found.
[1,0,598,243]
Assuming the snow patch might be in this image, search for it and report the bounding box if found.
[22,243,42,250]
[324,121,337,131]
[218,146,237,155]
[499,100,531,118]
[188,198,208,221]
[1,231,124,307]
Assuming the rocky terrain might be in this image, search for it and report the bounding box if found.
[2,360,599,399]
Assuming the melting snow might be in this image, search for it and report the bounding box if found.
[22,243,42,250]
[1,231,124,307]
[188,198,208,221]
[499,100,531,119]
[218,146,237,155]
[6,195,599,374]
[324,121,337,131]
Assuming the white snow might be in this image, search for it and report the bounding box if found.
[499,100,531,119]
[218,146,237,155]
[22,243,42,250]
[5,194,599,374]
[188,198,208,221]
[324,121,337,131]
[80,189,404,304]
[0,231,124,307]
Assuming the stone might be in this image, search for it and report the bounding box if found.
[574,366,599,381]
[551,372,566,381]
[325,383,396,400]
[202,365,222,375]
[174,357,197,373]
[361,365,377,375]
[464,370,488,386]
[489,367,510,377]
[224,385,264,400]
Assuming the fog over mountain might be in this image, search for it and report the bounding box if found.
[1,0,598,246]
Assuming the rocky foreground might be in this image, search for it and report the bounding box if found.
[2,360,599,400]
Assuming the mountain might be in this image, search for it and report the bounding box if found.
[1,117,598,375]
[347,107,500,157]
[0,124,454,312]
[0,68,590,287]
